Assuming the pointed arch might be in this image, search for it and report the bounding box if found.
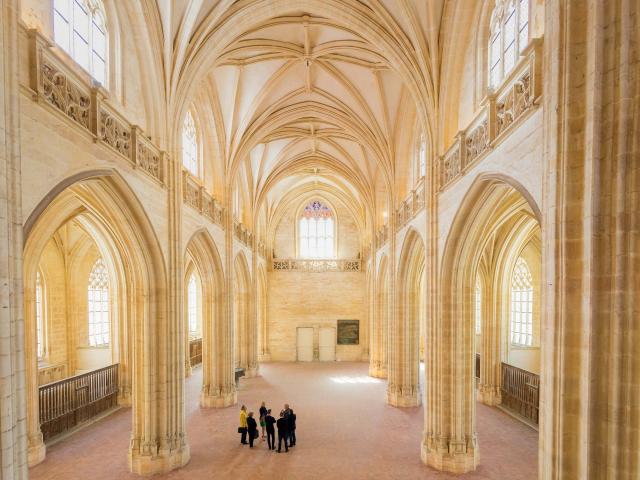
[23,171,188,474]
[387,228,425,407]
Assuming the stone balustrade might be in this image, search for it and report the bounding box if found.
[272,258,361,273]
[439,38,542,190]
[28,29,167,186]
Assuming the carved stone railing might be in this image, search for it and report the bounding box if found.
[233,220,253,249]
[38,363,67,386]
[396,178,427,231]
[182,171,225,228]
[28,29,167,186]
[272,258,361,273]
[438,38,542,190]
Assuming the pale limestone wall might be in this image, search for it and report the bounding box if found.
[437,108,544,264]
[38,239,67,367]
[267,270,366,361]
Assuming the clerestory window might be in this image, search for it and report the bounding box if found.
[182,110,199,176]
[488,0,529,89]
[53,0,107,85]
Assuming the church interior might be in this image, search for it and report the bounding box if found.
[0,0,638,478]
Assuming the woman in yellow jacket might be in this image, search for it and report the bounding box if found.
[239,405,248,445]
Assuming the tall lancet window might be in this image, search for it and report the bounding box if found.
[88,258,110,347]
[510,256,533,346]
[419,133,427,179]
[475,278,482,335]
[36,271,46,360]
[299,200,335,259]
[488,0,529,89]
[187,272,200,338]
[53,0,107,85]
[182,110,199,176]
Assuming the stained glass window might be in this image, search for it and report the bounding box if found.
[510,257,533,346]
[88,258,109,347]
[36,271,45,359]
[299,201,335,258]
[182,110,198,176]
[53,0,107,84]
[488,0,529,89]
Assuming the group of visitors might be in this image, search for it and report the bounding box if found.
[239,402,297,452]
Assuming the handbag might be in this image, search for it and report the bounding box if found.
[238,427,243,434]
[253,430,259,439]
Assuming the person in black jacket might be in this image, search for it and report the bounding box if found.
[264,409,276,450]
[287,408,297,446]
[276,411,288,453]
[246,412,258,448]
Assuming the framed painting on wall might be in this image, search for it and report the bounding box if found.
[337,320,359,345]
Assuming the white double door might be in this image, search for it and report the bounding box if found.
[318,327,336,361]
[296,327,336,362]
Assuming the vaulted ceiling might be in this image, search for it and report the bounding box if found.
[152,0,446,237]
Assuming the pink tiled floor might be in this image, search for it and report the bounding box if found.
[30,363,538,479]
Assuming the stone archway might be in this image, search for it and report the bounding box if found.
[233,252,256,377]
[422,174,541,474]
[185,230,235,408]
[370,255,389,378]
[23,172,188,475]
[387,229,425,407]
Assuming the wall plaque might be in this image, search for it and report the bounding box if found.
[337,320,359,345]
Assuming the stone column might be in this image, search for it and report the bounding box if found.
[540,1,640,479]
[387,232,421,408]
[128,155,190,475]
[0,0,31,477]
[477,265,501,406]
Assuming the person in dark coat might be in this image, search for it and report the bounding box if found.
[287,408,297,446]
[264,409,276,450]
[246,412,258,448]
[276,411,289,453]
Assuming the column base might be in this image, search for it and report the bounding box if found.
[477,385,501,406]
[27,434,46,467]
[185,364,193,378]
[129,445,190,475]
[118,390,132,407]
[386,384,421,407]
[421,435,478,474]
[244,365,259,378]
[200,389,237,408]
[368,364,388,379]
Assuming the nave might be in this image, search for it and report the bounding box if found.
[30,363,537,480]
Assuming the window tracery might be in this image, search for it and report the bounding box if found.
[510,256,533,346]
[488,0,529,89]
[182,110,199,176]
[88,258,109,347]
[299,200,335,259]
[53,0,107,85]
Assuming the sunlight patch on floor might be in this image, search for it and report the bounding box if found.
[329,375,382,384]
